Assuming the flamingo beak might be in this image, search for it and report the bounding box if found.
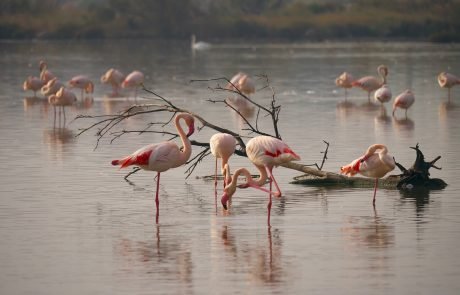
[221,193,229,210]
[186,122,195,137]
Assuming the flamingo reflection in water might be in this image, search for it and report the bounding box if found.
[111,113,195,224]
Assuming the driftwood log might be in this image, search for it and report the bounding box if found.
[290,144,447,190]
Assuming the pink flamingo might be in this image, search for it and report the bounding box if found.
[122,71,144,99]
[101,68,125,96]
[221,135,300,226]
[68,75,94,99]
[335,72,354,99]
[226,72,256,96]
[341,144,395,205]
[48,86,77,125]
[374,84,392,106]
[352,65,389,103]
[39,60,55,83]
[392,89,415,117]
[111,113,195,223]
[210,133,237,190]
[41,77,65,97]
[23,76,44,97]
[438,72,460,102]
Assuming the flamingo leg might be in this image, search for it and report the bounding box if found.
[214,157,218,191]
[267,173,272,227]
[367,91,371,103]
[448,88,451,103]
[344,88,348,101]
[155,172,160,224]
[373,178,378,206]
[63,106,66,126]
[266,166,282,198]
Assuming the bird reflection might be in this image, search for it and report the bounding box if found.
[102,97,132,115]
[43,127,75,146]
[359,101,380,111]
[393,116,414,131]
[23,96,50,115]
[374,106,392,125]
[226,96,255,129]
[342,208,394,250]
[74,96,94,110]
[115,225,193,286]
[218,225,283,284]
[336,100,356,119]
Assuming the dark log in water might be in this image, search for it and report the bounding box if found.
[288,144,447,190]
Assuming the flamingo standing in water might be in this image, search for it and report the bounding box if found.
[341,144,395,206]
[438,72,460,102]
[221,135,300,226]
[374,84,392,106]
[41,77,66,97]
[335,72,354,100]
[68,75,94,99]
[352,65,389,103]
[210,133,237,190]
[101,68,125,96]
[23,76,44,97]
[122,71,144,99]
[39,60,55,83]
[392,89,415,117]
[111,113,195,223]
[48,86,77,125]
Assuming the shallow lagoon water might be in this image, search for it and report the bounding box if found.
[1,40,460,294]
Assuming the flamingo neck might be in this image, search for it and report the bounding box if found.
[364,144,388,158]
[174,114,192,166]
[378,66,388,85]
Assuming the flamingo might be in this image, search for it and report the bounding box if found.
[374,84,392,106]
[68,75,94,99]
[438,72,460,102]
[335,72,354,99]
[226,72,256,96]
[352,65,389,103]
[122,71,144,99]
[101,68,125,96]
[210,133,237,191]
[48,86,77,125]
[41,77,66,97]
[111,113,195,223]
[221,135,300,226]
[392,89,415,117]
[191,34,211,50]
[340,144,395,206]
[23,76,44,97]
[39,60,55,83]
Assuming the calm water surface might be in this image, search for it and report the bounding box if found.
[1,40,460,294]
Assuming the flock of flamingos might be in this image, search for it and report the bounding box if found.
[23,61,460,226]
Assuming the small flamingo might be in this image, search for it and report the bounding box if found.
[352,65,389,103]
[335,72,354,99]
[221,135,300,226]
[392,89,415,117]
[210,133,237,191]
[39,60,55,83]
[48,86,77,125]
[374,84,392,106]
[68,75,94,99]
[111,113,195,223]
[226,72,256,96]
[341,144,395,205]
[438,72,460,102]
[23,76,44,97]
[122,71,144,99]
[101,68,125,96]
[41,78,65,97]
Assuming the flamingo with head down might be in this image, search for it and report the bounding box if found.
[221,135,300,226]
[23,76,44,97]
[226,72,256,96]
[392,89,415,117]
[68,75,94,99]
[438,72,460,102]
[341,144,395,206]
[374,84,392,106]
[122,71,144,99]
[352,65,389,103]
[111,113,195,223]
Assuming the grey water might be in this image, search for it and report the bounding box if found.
[1,40,460,294]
